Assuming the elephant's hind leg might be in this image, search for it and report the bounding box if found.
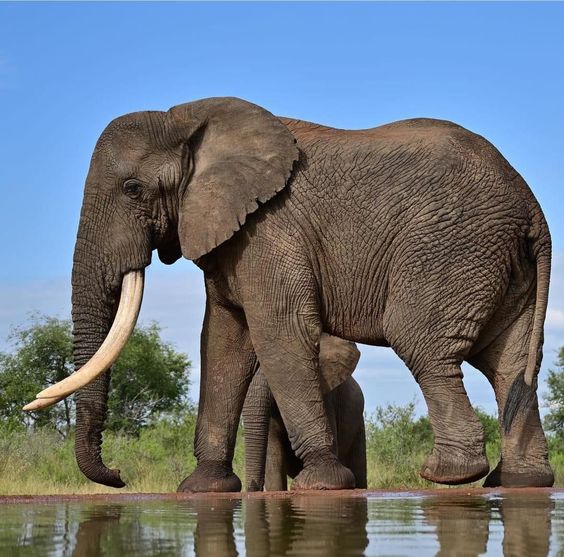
[414,359,489,485]
[469,304,554,487]
[264,411,290,491]
[384,283,494,484]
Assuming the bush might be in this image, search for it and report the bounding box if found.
[365,401,433,488]
[365,402,503,488]
[544,348,564,448]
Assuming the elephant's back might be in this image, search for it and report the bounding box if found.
[279,116,526,184]
[280,115,536,219]
[279,115,480,152]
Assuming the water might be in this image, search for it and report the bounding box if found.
[1,491,563,556]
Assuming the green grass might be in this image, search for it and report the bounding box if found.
[0,414,246,495]
[1,406,561,495]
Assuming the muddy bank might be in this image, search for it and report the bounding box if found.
[1,487,562,505]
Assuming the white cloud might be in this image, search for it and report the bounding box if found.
[546,309,564,329]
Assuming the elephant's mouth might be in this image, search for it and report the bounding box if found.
[23,270,145,411]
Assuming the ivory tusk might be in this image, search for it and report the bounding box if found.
[23,270,144,411]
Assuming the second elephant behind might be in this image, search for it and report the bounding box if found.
[243,334,366,491]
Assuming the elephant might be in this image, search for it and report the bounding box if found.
[242,333,367,491]
[24,96,553,492]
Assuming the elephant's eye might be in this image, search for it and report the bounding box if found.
[123,179,142,199]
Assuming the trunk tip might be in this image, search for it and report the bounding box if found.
[107,470,126,489]
[94,468,126,489]
[77,458,127,488]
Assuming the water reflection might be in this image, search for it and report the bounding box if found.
[423,496,491,556]
[73,505,122,557]
[192,499,241,557]
[497,493,554,556]
[244,497,369,556]
[421,493,555,557]
[0,491,561,556]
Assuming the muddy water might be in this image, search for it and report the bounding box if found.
[0,490,563,556]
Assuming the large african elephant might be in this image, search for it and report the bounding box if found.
[242,333,366,491]
[25,97,553,491]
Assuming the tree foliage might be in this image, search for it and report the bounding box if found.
[0,317,74,435]
[0,316,191,437]
[106,322,191,434]
[544,347,564,449]
[366,401,434,464]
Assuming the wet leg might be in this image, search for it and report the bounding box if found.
[470,308,554,487]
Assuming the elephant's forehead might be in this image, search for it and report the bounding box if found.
[99,122,149,150]
[94,122,154,171]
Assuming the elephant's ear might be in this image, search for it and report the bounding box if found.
[166,97,299,260]
[318,334,361,394]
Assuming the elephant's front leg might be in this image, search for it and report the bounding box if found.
[178,299,257,493]
[246,303,355,490]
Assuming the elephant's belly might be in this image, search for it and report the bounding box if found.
[321,300,390,347]
[317,260,391,346]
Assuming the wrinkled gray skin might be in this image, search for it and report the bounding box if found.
[72,97,553,492]
[243,334,366,491]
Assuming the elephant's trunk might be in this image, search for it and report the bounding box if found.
[242,371,274,492]
[70,231,143,488]
[71,236,123,487]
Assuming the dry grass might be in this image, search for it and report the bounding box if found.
[1,407,562,495]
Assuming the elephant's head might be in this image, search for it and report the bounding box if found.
[24,98,298,487]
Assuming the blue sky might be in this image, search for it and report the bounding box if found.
[0,2,563,416]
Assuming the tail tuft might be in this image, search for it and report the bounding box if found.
[503,372,536,433]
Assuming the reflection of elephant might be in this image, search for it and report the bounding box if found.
[72,505,123,557]
[244,496,369,557]
[27,96,553,491]
[423,496,490,557]
[190,499,240,557]
[181,496,369,556]
[497,492,554,557]
[422,492,554,557]
[243,334,366,491]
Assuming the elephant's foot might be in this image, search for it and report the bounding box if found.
[177,460,242,493]
[291,452,355,490]
[483,460,554,488]
[420,446,489,485]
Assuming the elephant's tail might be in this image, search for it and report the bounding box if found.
[503,207,551,433]
[523,233,552,388]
